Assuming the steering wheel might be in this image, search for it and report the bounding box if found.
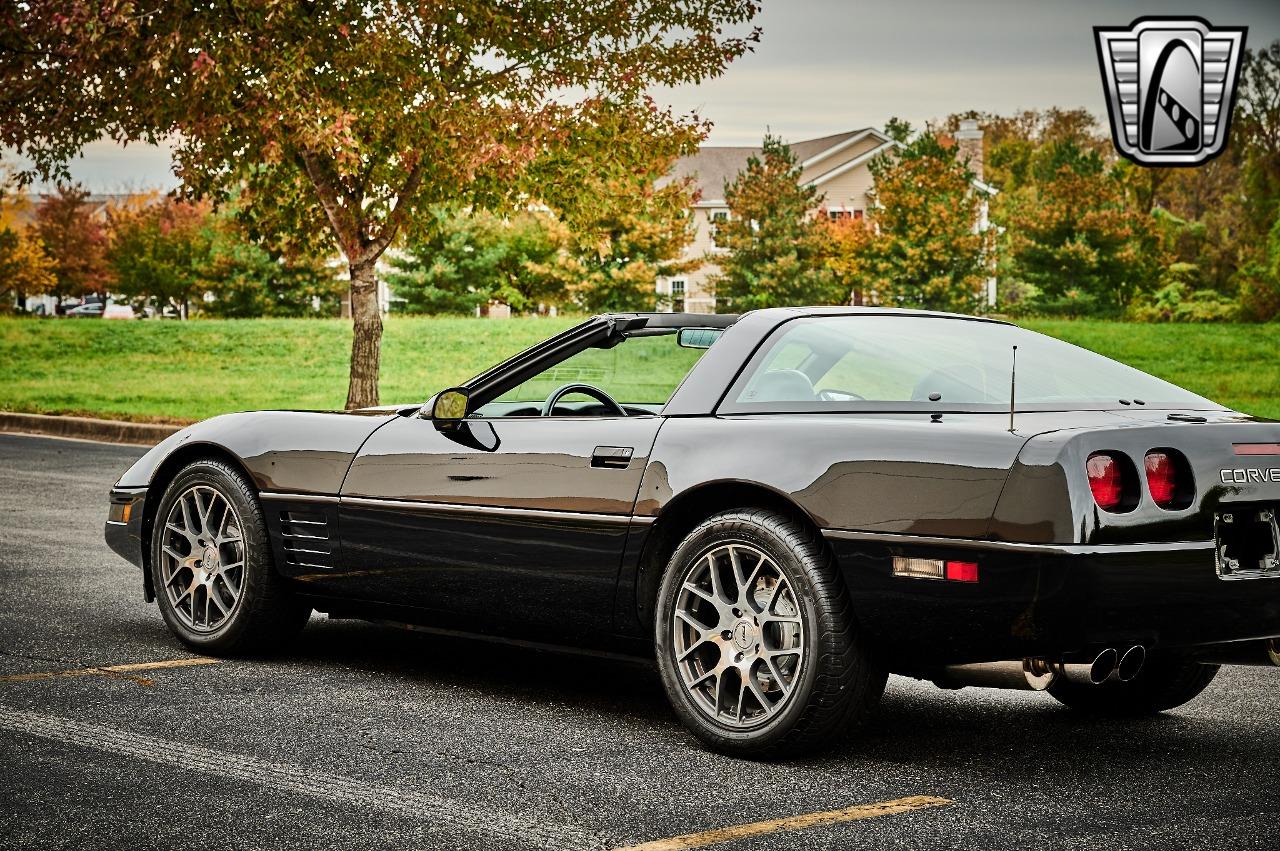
[541,383,628,417]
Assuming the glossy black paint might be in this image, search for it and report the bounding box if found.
[105,308,1280,669]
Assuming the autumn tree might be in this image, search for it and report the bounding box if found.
[713,135,840,311]
[995,141,1163,314]
[108,196,214,318]
[0,173,55,310]
[1238,43,1280,242]
[834,129,991,313]
[32,184,113,306]
[527,100,700,312]
[1,1,759,408]
[0,227,56,311]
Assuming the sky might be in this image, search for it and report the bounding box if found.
[16,0,1280,191]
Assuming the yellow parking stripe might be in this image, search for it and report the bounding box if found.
[612,795,952,851]
[0,657,221,685]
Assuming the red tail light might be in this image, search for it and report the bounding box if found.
[1145,449,1192,509]
[945,561,980,583]
[1086,452,1124,510]
[1145,452,1177,506]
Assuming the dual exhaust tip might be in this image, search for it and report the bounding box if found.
[1060,645,1147,687]
[940,645,1146,692]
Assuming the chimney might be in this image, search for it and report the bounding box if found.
[954,118,984,183]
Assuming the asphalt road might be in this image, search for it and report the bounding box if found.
[1,431,1278,851]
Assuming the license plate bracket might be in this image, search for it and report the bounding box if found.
[1216,506,1280,579]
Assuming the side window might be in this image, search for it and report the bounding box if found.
[479,333,709,416]
[734,340,819,403]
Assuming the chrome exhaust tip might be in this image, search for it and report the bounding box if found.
[1116,645,1147,682]
[1058,648,1118,685]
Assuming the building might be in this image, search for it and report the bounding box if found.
[657,120,993,313]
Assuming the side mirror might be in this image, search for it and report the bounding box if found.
[677,327,723,349]
[431,387,470,422]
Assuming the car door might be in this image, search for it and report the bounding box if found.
[337,412,663,641]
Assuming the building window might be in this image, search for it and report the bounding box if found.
[670,279,686,313]
[853,209,864,220]
[709,210,728,246]
[827,210,849,221]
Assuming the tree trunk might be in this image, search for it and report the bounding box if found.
[345,259,382,410]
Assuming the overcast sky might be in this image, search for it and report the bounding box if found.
[16,0,1280,191]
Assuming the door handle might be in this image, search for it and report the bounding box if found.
[591,445,634,469]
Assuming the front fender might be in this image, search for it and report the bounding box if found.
[113,410,399,496]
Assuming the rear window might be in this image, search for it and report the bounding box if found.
[721,315,1219,413]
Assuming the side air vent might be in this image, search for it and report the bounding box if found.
[279,510,335,571]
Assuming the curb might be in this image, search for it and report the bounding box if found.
[0,412,182,446]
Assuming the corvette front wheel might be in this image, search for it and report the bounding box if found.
[150,458,310,654]
[655,509,885,758]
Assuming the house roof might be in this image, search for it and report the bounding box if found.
[6,192,154,229]
[663,128,892,204]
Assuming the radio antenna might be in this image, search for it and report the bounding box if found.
[1008,345,1018,433]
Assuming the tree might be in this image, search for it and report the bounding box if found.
[387,207,576,315]
[1238,42,1280,242]
[108,196,213,318]
[995,141,1163,314]
[526,101,700,313]
[832,129,991,313]
[1237,214,1280,321]
[713,135,840,311]
[202,214,345,318]
[0,226,56,310]
[0,169,56,310]
[32,184,113,306]
[2,1,759,408]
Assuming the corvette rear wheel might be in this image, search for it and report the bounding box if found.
[1049,654,1219,715]
[655,509,885,758]
[151,459,309,654]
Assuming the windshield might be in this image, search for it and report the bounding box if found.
[723,315,1220,413]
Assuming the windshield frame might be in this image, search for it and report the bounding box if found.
[714,315,1227,415]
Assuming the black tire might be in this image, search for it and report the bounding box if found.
[149,458,310,654]
[654,509,885,758]
[1049,653,1219,716]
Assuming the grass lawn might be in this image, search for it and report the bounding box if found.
[1,315,1276,423]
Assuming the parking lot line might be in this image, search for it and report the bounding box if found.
[0,657,222,685]
[0,706,601,850]
[611,795,953,851]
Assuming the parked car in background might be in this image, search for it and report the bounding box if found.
[65,302,105,318]
[103,304,137,320]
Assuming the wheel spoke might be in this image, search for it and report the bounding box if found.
[682,582,716,605]
[764,655,791,693]
[747,671,774,710]
[706,553,728,603]
[727,546,747,602]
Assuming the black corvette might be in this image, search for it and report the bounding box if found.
[106,308,1280,757]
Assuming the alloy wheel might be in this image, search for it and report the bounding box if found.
[671,543,806,728]
[159,484,246,633]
